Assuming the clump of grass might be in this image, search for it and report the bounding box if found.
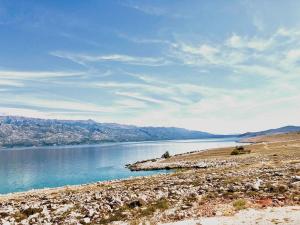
[129,219,140,225]
[99,205,130,224]
[140,198,169,217]
[21,207,43,217]
[233,199,247,210]
[99,211,128,224]
[12,211,27,222]
[231,146,251,155]
[174,168,188,173]
[99,198,169,224]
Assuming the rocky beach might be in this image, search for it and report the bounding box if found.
[0,132,300,224]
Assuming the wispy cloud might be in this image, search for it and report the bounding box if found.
[0,79,24,87]
[168,27,300,81]
[51,51,169,67]
[121,1,189,18]
[116,91,166,105]
[124,3,167,16]
[0,70,85,89]
[225,33,274,51]
[0,95,116,113]
[0,70,84,80]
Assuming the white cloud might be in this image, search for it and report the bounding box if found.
[1,95,117,113]
[180,43,219,56]
[115,91,165,105]
[169,27,300,81]
[0,70,83,79]
[0,79,24,87]
[225,33,274,51]
[0,70,85,88]
[51,51,169,67]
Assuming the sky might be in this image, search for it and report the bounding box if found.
[0,0,300,134]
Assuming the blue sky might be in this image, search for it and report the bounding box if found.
[0,0,300,133]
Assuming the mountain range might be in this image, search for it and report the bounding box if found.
[0,116,299,148]
[0,116,223,148]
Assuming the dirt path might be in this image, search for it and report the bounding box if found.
[161,206,300,225]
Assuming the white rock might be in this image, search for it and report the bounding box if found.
[292,175,300,181]
[83,217,91,223]
[252,179,262,191]
[1,220,10,225]
[291,181,300,188]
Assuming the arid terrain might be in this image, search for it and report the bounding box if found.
[0,133,300,225]
[240,132,300,143]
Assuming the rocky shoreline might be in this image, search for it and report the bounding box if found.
[127,156,237,171]
[0,133,300,224]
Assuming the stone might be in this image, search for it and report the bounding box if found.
[292,175,300,181]
[252,179,263,191]
[291,181,300,188]
[227,185,236,192]
[127,199,145,208]
[83,217,90,224]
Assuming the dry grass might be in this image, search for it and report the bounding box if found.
[162,133,300,164]
[242,132,300,143]
[233,199,247,210]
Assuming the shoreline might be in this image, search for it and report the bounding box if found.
[0,173,168,199]
[127,143,248,171]
[0,172,175,198]
[0,144,240,196]
[1,133,299,224]
[0,138,239,195]
[1,146,225,197]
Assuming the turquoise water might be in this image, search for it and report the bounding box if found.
[0,138,237,194]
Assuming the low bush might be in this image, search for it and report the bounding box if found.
[161,151,171,159]
[231,146,251,155]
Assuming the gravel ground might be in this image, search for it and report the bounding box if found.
[161,206,300,225]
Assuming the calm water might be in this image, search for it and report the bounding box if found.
[0,138,238,194]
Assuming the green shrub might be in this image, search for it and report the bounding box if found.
[230,149,240,155]
[161,151,171,159]
[231,146,251,155]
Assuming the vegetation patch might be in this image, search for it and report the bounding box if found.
[12,211,27,222]
[233,199,247,210]
[138,198,169,219]
[231,146,251,155]
[162,151,171,159]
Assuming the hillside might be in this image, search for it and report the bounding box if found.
[0,116,222,148]
[240,131,300,143]
[239,125,300,138]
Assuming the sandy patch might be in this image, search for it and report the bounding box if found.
[161,206,300,225]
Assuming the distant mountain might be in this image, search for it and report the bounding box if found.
[0,116,226,148]
[239,126,300,138]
